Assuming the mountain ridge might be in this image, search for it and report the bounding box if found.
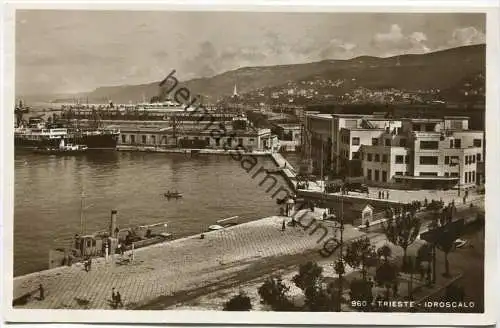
[21,44,485,104]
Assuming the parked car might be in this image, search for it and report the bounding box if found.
[345,182,369,193]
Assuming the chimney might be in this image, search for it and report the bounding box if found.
[110,210,118,237]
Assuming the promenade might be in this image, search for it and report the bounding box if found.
[13,211,364,310]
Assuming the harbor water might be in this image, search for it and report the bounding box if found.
[14,150,299,276]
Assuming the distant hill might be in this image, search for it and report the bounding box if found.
[23,44,485,104]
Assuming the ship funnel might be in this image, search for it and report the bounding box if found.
[110,210,118,237]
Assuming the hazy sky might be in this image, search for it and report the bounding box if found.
[15,11,486,95]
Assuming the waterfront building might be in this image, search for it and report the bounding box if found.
[113,117,280,152]
[272,123,302,152]
[304,112,399,176]
[304,112,484,189]
[359,116,484,189]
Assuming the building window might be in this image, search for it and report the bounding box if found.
[142,135,147,144]
[465,156,469,165]
[205,137,210,144]
[450,172,459,177]
[454,139,461,148]
[367,169,372,181]
[382,171,387,182]
[372,138,378,146]
[367,153,373,161]
[405,172,410,176]
[374,154,380,162]
[215,138,220,146]
[473,139,482,147]
[374,170,380,181]
[419,156,438,165]
[352,137,360,146]
[352,152,360,160]
[382,154,388,163]
[472,171,476,182]
[450,140,454,148]
[238,138,244,145]
[400,139,407,147]
[395,171,404,176]
[445,172,449,177]
[465,172,468,183]
[420,141,439,149]
[445,156,450,164]
[472,155,476,163]
[405,155,410,164]
[420,172,438,176]
[395,155,404,164]
[151,135,156,144]
[121,135,126,143]
[477,153,481,162]
[130,135,136,144]
[249,138,255,143]
[385,139,391,146]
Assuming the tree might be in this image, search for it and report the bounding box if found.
[377,244,392,263]
[258,277,295,311]
[291,261,340,311]
[416,243,433,284]
[375,262,398,300]
[435,224,458,278]
[383,214,421,271]
[223,291,252,311]
[344,237,377,281]
[292,261,323,291]
[349,278,373,311]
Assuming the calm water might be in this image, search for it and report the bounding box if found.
[14,151,300,276]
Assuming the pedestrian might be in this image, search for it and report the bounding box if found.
[111,288,117,308]
[84,258,89,272]
[281,219,286,231]
[116,291,124,307]
[378,191,381,199]
[39,284,45,300]
[88,257,92,272]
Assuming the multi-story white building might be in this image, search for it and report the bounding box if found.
[304,112,484,189]
[359,116,484,189]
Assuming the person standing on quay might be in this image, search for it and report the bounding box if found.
[116,291,124,308]
[282,219,286,231]
[39,284,45,300]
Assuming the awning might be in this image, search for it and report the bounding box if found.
[394,175,459,181]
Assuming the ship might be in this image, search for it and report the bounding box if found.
[14,105,120,150]
[33,139,88,155]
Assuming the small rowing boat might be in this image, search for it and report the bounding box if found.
[164,192,183,199]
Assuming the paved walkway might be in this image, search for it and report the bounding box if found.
[303,182,483,207]
[13,211,365,309]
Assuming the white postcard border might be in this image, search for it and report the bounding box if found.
[1,1,498,326]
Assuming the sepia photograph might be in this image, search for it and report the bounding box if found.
[2,2,498,325]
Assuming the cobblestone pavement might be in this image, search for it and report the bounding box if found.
[13,211,365,310]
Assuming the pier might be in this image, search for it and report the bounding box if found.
[13,213,365,310]
[270,152,298,190]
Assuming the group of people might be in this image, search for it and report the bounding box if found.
[111,288,124,308]
[377,190,390,199]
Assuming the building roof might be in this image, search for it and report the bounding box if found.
[444,116,470,120]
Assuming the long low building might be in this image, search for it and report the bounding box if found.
[110,117,280,152]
